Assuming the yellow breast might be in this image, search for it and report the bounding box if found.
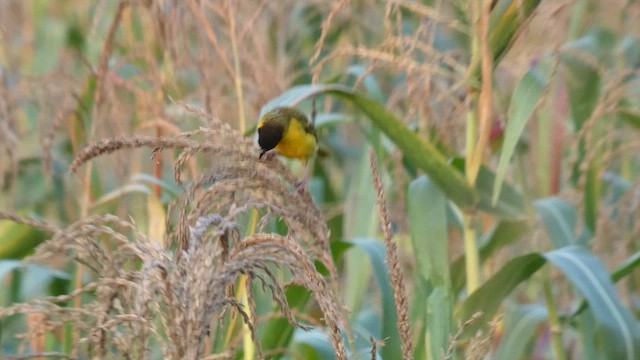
[275,118,317,161]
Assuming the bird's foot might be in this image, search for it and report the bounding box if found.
[296,180,308,194]
[260,151,276,161]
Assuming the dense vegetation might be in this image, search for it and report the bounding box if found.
[1,1,640,359]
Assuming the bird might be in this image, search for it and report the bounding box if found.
[257,106,318,191]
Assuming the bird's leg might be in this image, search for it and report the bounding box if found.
[296,159,312,193]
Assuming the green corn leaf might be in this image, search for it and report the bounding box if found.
[571,251,640,318]
[260,84,477,208]
[495,305,548,360]
[408,176,452,358]
[544,246,640,360]
[427,287,453,359]
[343,150,378,315]
[534,197,591,248]
[493,60,553,204]
[294,329,336,360]
[351,238,402,360]
[408,175,450,287]
[451,219,528,295]
[0,221,48,260]
[457,253,546,337]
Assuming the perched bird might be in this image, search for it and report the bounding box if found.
[257,107,318,190]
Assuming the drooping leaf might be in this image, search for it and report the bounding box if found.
[571,251,640,318]
[544,246,640,360]
[0,260,22,281]
[0,221,48,259]
[534,197,591,248]
[457,253,546,337]
[495,305,548,360]
[260,84,477,208]
[293,329,336,360]
[451,219,528,295]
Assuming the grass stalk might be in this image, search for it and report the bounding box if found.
[241,209,261,360]
[468,0,494,186]
[462,212,481,293]
[543,268,567,360]
[221,209,261,357]
[463,0,493,296]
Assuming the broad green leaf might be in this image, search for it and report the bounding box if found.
[132,173,182,198]
[495,305,548,360]
[452,158,524,218]
[0,260,22,281]
[352,308,381,351]
[348,309,388,360]
[293,329,336,360]
[534,197,591,248]
[427,287,452,359]
[0,221,48,259]
[260,84,477,208]
[572,251,640,318]
[408,176,452,359]
[457,253,546,337]
[408,176,450,286]
[351,238,402,359]
[576,310,600,360]
[612,251,640,282]
[344,151,377,315]
[259,285,312,356]
[314,113,352,129]
[451,219,528,295]
[493,60,553,204]
[410,277,430,360]
[618,108,640,129]
[544,246,640,360]
[21,265,69,300]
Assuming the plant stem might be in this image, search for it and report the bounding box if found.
[463,212,481,293]
[468,0,494,186]
[242,209,261,360]
[543,267,567,360]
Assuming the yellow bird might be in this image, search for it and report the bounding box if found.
[257,107,318,189]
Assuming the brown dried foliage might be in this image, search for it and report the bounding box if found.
[1,112,346,359]
[369,149,413,360]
